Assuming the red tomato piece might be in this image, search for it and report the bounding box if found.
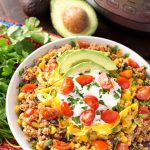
[101,110,119,124]
[80,109,95,126]
[128,58,139,68]
[40,107,59,120]
[61,102,73,117]
[116,143,129,150]
[92,140,109,150]
[53,140,71,150]
[136,86,150,101]
[116,77,130,89]
[78,41,90,48]
[24,108,35,117]
[83,95,99,110]
[76,75,94,86]
[119,70,133,79]
[99,72,113,89]
[21,83,37,92]
[139,106,150,121]
[60,77,74,95]
[44,63,58,72]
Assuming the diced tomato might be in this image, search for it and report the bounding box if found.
[21,83,37,92]
[78,41,90,49]
[53,140,71,150]
[119,70,133,79]
[76,75,94,86]
[0,35,10,45]
[99,72,113,89]
[40,107,59,120]
[0,142,18,150]
[128,58,139,68]
[61,102,73,117]
[60,77,74,95]
[80,109,95,126]
[99,47,105,51]
[101,110,119,124]
[139,106,150,121]
[116,143,129,150]
[136,86,150,101]
[44,63,58,72]
[116,77,130,89]
[24,108,35,117]
[92,140,108,150]
[83,95,99,110]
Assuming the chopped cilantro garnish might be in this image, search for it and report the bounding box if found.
[87,82,99,90]
[73,87,83,97]
[112,45,119,54]
[138,114,146,119]
[70,40,76,47]
[139,100,150,106]
[124,53,130,58]
[117,89,122,94]
[112,105,124,112]
[96,110,100,115]
[44,139,53,146]
[72,116,80,124]
[100,89,109,94]
[18,68,24,76]
[99,100,106,106]
[113,92,120,100]
[67,96,79,105]
[81,106,88,110]
[111,127,118,133]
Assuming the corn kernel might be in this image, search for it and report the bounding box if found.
[43,54,50,60]
[42,100,51,107]
[117,50,123,57]
[128,141,131,146]
[38,103,44,108]
[91,146,96,150]
[114,59,119,65]
[121,136,128,143]
[17,119,22,126]
[39,63,46,70]
[137,79,143,85]
[15,105,20,114]
[18,92,25,101]
[50,126,57,134]
[32,122,39,129]
[36,144,43,150]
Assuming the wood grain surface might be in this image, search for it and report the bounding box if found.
[0,0,150,60]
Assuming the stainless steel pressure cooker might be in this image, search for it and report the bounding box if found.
[87,0,150,32]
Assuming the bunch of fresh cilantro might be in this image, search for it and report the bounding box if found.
[0,17,51,143]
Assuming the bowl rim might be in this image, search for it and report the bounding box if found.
[6,36,150,150]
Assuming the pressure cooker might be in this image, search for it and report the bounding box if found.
[87,0,150,32]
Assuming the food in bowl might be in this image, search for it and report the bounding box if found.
[15,40,150,150]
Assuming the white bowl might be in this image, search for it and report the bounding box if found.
[6,36,150,150]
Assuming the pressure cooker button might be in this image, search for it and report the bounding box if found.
[123,4,136,15]
[107,0,119,9]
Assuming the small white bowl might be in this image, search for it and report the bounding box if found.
[6,36,150,150]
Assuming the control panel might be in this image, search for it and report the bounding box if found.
[93,0,150,23]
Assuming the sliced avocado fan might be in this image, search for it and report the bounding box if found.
[64,61,108,76]
[57,49,117,74]
[51,0,98,37]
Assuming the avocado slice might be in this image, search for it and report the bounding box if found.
[57,49,110,64]
[64,61,108,76]
[58,49,117,74]
[51,0,98,37]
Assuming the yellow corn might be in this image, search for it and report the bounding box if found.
[42,100,51,107]
[43,54,50,60]
[32,122,39,129]
[80,147,88,150]
[38,103,44,108]
[121,136,128,143]
[50,126,57,134]
[15,105,20,114]
[137,79,143,85]
[91,146,96,150]
[17,119,22,126]
[117,50,123,57]
[36,144,43,150]
[128,141,131,146]
[39,63,46,70]
[18,92,25,101]
[114,59,119,65]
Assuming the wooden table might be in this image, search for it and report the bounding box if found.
[0,0,150,61]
